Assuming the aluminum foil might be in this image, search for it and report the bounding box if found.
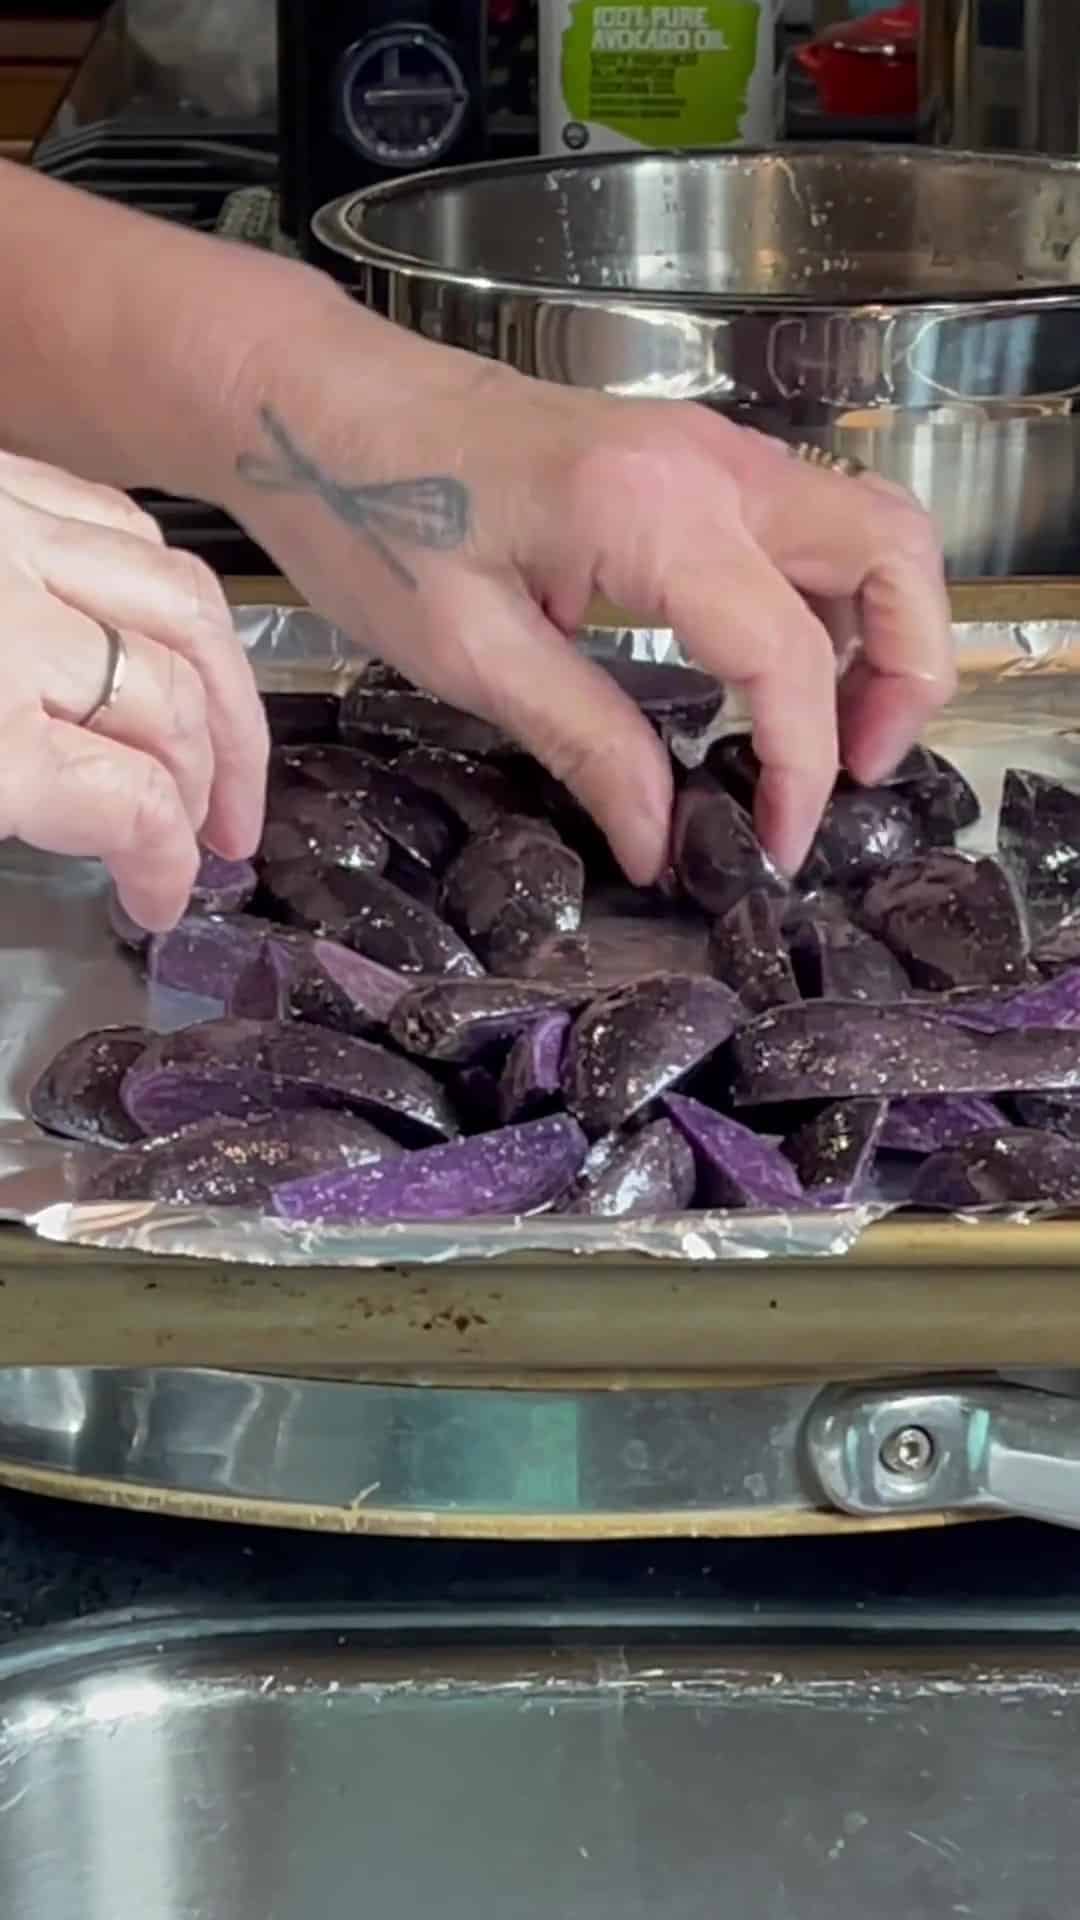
[2,605,1079,1270]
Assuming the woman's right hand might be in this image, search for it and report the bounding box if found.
[0,451,267,930]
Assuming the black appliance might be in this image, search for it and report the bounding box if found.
[277,0,491,262]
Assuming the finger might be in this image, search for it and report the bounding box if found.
[661,537,839,875]
[554,430,838,872]
[22,512,268,858]
[803,590,859,675]
[33,599,213,832]
[423,576,674,885]
[0,453,164,544]
[2,710,198,931]
[729,435,955,781]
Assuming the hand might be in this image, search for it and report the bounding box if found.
[0,452,267,930]
[228,306,955,885]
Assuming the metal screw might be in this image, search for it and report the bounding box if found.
[879,1425,935,1478]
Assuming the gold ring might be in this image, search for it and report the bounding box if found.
[789,442,869,480]
[79,624,128,728]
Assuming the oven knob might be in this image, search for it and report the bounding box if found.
[338,28,471,171]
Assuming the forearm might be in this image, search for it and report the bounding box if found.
[0,161,375,501]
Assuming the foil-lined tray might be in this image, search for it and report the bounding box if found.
[0,603,1078,1272]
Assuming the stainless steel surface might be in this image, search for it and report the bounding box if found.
[920,0,1080,157]
[315,145,1080,577]
[808,1377,1080,1527]
[5,1611,1080,1918]
[0,1365,829,1527]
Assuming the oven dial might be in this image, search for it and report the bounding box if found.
[339,28,470,171]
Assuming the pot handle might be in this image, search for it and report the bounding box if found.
[805,1377,1080,1529]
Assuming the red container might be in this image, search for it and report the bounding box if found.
[794,2,919,120]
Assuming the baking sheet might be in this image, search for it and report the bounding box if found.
[1,604,1079,1271]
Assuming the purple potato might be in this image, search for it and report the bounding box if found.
[335,872,483,977]
[78,1109,402,1207]
[562,1118,696,1218]
[273,1114,588,1225]
[787,904,911,1003]
[380,846,443,910]
[706,738,978,844]
[271,934,411,1035]
[146,915,279,1017]
[704,733,760,810]
[497,1011,571,1124]
[1013,1093,1080,1143]
[732,1000,1080,1105]
[880,1094,1004,1154]
[455,1064,502,1132]
[936,967,1080,1034]
[784,1099,885,1203]
[562,972,741,1136]
[390,978,584,1065]
[672,774,786,919]
[877,745,939,787]
[273,744,458,873]
[999,767,1080,936]
[191,851,258,916]
[262,691,340,746]
[663,1093,807,1209]
[442,817,585,971]
[890,748,979,841]
[29,1025,150,1147]
[599,658,723,739]
[799,786,925,889]
[707,890,800,1014]
[261,864,483,978]
[912,1128,1080,1210]
[122,1019,457,1144]
[259,788,389,874]
[391,747,527,835]
[487,758,619,882]
[1033,914,1080,975]
[340,674,509,759]
[860,850,1026,991]
[268,743,374,797]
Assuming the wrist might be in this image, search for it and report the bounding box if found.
[125,247,355,508]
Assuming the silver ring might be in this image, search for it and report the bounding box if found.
[79,624,128,729]
[789,442,869,480]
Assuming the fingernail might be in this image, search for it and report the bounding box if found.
[617,802,670,888]
[754,777,814,878]
[856,734,911,788]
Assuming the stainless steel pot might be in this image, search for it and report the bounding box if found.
[313,146,1080,578]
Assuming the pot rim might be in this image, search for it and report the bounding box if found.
[312,143,1080,314]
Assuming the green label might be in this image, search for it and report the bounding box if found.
[561,1,764,146]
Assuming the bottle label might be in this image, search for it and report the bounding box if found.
[549,0,777,151]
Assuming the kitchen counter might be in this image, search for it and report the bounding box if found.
[2,1492,1080,1643]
